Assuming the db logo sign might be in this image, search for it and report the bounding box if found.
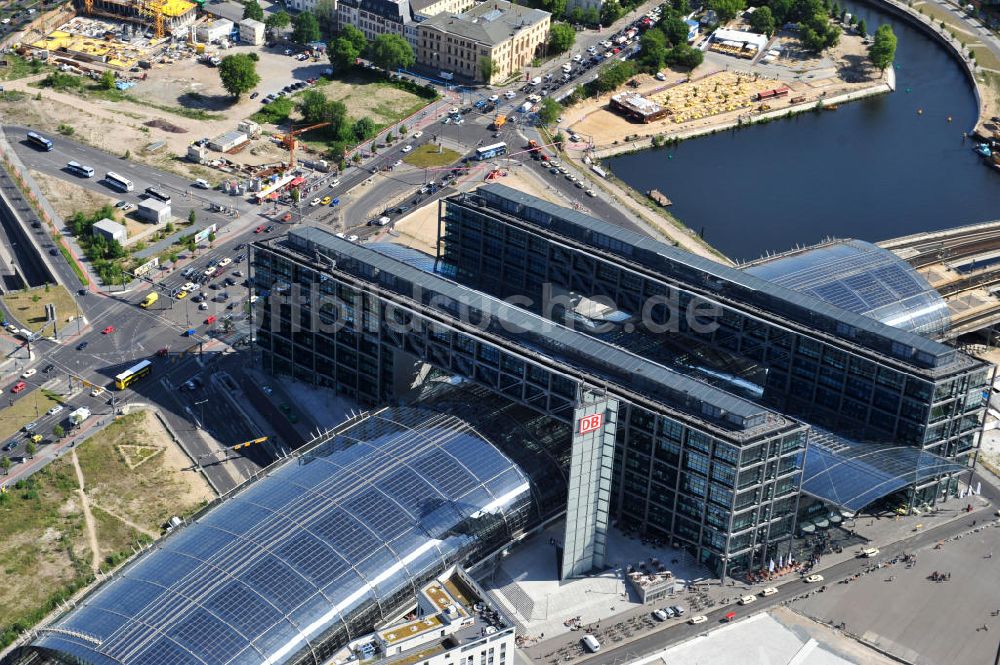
[578,413,604,435]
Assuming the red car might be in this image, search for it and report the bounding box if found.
[102,326,116,334]
[156,348,169,357]
[11,381,26,394]
[205,315,217,325]
[255,225,266,233]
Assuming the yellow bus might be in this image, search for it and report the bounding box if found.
[115,360,152,390]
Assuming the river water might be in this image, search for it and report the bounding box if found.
[606,0,1000,261]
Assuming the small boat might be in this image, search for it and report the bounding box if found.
[974,143,993,158]
[823,104,839,111]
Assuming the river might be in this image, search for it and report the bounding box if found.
[606,0,1000,262]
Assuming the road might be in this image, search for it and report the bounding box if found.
[576,492,1000,665]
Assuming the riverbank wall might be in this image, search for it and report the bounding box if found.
[858,0,987,134]
[591,72,895,160]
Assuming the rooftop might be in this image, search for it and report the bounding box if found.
[277,227,796,440]
[467,184,968,373]
[611,92,664,116]
[420,0,549,46]
[30,407,531,665]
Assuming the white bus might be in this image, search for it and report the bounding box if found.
[66,161,95,178]
[105,171,134,193]
[475,142,508,161]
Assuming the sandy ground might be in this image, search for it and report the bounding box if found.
[563,31,884,149]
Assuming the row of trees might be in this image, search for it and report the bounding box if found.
[329,25,415,73]
[297,89,382,159]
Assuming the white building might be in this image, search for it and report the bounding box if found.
[208,130,248,152]
[92,218,126,245]
[238,18,265,45]
[196,18,234,43]
[137,199,170,224]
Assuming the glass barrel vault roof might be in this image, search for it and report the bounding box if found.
[744,239,950,337]
[32,408,531,665]
[801,429,968,512]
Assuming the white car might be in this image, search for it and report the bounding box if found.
[401,145,413,153]
[488,94,500,102]
[689,615,708,625]
[218,257,232,268]
[805,574,824,583]
[347,234,359,242]
[199,302,208,310]
[760,587,778,597]
[182,282,198,292]
[47,405,64,416]
[738,595,756,605]
[504,90,516,99]
[21,368,36,379]
[586,189,596,197]
[394,159,402,167]
[572,53,582,62]
[656,71,667,81]
[5,324,17,333]
[309,197,321,206]
[651,609,668,621]
[412,131,423,138]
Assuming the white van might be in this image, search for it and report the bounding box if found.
[738,595,757,605]
[760,587,778,597]
[861,547,880,558]
[581,635,600,652]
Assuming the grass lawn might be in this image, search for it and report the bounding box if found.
[403,143,462,168]
[1,284,80,332]
[0,55,48,81]
[0,391,60,442]
[0,411,212,647]
[912,2,979,42]
[970,46,1000,73]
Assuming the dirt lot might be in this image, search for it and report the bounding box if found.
[0,410,212,642]
[29,170,160,243]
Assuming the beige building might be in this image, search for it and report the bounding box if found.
[417,0,550,84]
[411,0,474,18]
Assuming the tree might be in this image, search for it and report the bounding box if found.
[665,42,704,68]
[218,54,260,97]
[671,0,691,14]
[540,0,567,19]
[353,116,376,140]
[299,89,330,123]
[53,424,64,438]
[549,22,576,53]
[749,6,775,35]
[662,15,690,45]
[856,17,867,36]
[0,456,9,475]
[266,10,291,32]
[342,24,367,53]
[330,37,361,70]
[370,34,415,72]
[538,97,561,125]
[583,7,600,25]
[869,23,896,70]
[188,209,197,224]
[99,70,116,90]
[769,0,793,23]
[479,56,495,83]
[709,0,746,21]
[25,441,35,459]
[800,11,839,51]
[601,0,625,26]
[639,28,670,70]
[243,0,263,21]
[292,11,321,44]
[589,60,636,93]
[315,0,338,35]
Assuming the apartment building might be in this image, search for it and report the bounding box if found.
[417,0,550,84]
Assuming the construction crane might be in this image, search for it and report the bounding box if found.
[279,122,331,168]
[137,0,166,40]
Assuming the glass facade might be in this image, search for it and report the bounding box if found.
[744,239,950,337]
[251,228,808,578]
[32,408,533,665]
[439,186,990,476]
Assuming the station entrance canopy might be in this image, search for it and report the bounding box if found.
[801,430,968,512]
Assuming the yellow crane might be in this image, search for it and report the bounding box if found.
[137,0,166,39]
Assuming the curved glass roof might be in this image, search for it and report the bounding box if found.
[801,429,968,512]
[33,408,532,665]
[744,239,949,337]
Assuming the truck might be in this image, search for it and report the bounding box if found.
[492,114,507,130]
[519,101,533,114]
[140,292,158,308]
[69,407,91,427]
